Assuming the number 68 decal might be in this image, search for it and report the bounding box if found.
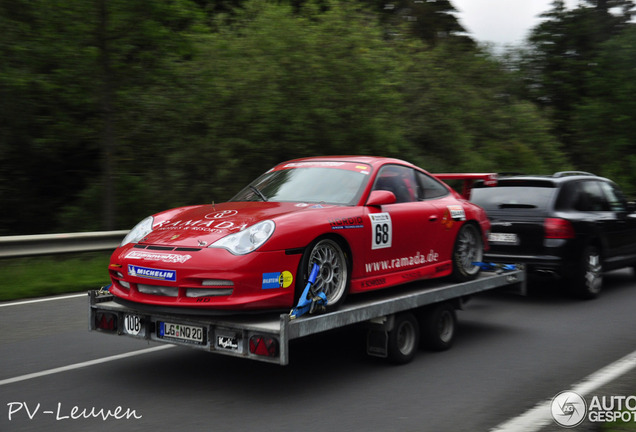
[370,213,392,249]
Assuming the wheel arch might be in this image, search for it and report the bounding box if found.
[294,233,353,307]
[300,232,353,271]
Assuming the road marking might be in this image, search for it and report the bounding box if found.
[0,293,86,308]
[0,345,175,386]
[490,348,636,431]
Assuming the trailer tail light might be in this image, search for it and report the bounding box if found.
[95,312,118,332]
[249,335,278,357]
[544,218,575,239]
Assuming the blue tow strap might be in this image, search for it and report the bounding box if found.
[474,262,517,273]
[289,263,327,319]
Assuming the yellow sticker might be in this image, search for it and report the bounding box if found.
[279,271,294,288]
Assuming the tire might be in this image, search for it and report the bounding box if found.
[387,312,420,364]
[570,245,603,299]
[420,303,456,351]
[297,238,349,308]
[451,223,483,282]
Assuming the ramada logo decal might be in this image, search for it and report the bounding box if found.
[128,265,176,282]
[205,210,238,219]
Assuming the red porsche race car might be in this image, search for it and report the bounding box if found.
[107,156,491,312]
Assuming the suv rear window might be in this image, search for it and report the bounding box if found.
[471,181,557,212]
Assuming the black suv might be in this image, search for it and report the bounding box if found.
[470,172,636,298]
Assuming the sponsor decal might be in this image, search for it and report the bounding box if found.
[329,216,364,230]
[216,335,239,350]
[205,210,238,219]
[283,162,345,168]
[128,265,176,282]
[447,205,466,221]
[435,262,452,273]
[401,270,422,280]
[262,271,294,289]
[125,251,192,264]
[153,219,247,233]
[441,205,466,229]
[365,250,439,273]
[369,213,392,249]
[361,277,386,288]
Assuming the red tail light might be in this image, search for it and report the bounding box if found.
[95,312,118,332]
[249,336,279,357]
[544,218,575,239]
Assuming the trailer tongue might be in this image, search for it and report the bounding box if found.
[89,268,524,365]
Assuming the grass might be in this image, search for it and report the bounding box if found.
[0,252,112,301]
[601,414,636,432]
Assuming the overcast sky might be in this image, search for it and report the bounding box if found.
[451,0,581,46]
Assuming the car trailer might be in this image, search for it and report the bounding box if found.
[89,268,524,365]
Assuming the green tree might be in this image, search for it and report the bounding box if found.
[572,27,636,194]
[0,0,204,234]
[521,0,634,166]
[362,0,473,47]
[401,43,568,174]
[166,0,412,203]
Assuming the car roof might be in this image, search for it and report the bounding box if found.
[485,171,613,185]
[277,156,419,171]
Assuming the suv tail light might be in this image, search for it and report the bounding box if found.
[544,218,575,239]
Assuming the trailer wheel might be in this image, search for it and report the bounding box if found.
[420,303,456,351]
[387,312,420,364]
[451,223,482,281]
[297,238,349,308]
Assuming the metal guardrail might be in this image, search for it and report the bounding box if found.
[0,230,129,259]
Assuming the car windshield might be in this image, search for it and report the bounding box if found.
[231,166,370,205]
[471,182,557,212]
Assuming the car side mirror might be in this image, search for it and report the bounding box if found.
[367,190,396,206]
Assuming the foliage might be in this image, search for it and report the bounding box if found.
[572,27,636,193]
[4,0,632,236]
[512,0,636,195]
[520,0,635,166]
[401,43,567,173]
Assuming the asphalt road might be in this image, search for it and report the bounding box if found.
[1,270,636,432]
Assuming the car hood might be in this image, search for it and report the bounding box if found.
[140,201,327,247]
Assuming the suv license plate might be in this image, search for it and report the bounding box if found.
[489,233,519,244]
[159,321,204,344]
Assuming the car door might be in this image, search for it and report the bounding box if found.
[598,181,636,260]
[363,165,447,279]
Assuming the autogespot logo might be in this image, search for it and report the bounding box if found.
[551,391,587,428]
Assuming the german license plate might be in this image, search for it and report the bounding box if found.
[158,321,204,344]
[488,233,519,244]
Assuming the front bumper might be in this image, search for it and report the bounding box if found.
[108,245,303,310]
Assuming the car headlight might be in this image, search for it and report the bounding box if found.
[209,220,275,255]
[120,216,154,246]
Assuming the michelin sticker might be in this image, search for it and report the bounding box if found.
[128,265,176,282]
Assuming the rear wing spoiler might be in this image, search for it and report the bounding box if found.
[434,173,498,199]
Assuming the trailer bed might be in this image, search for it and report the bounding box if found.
[89,269,524,365]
